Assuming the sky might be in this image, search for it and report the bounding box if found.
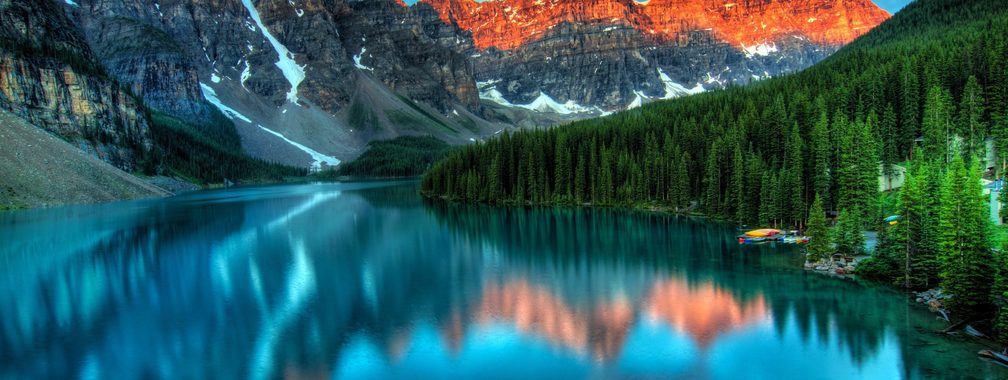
[402,0,913,14]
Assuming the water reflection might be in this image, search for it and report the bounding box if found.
[0,181,1003,379]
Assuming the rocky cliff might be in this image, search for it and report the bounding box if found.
[22,0,887,169]
[75,13,212,125]
[0,0,152,171]
[422,0,889,51]
[64,0,499,168]
[420,0,890,111]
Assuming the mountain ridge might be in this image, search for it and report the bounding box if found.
[418,0,890,51]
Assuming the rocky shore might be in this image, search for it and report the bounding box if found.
[804,255,865,279]
[915,288,953,321]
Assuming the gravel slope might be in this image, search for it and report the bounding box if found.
[0,111,169,209]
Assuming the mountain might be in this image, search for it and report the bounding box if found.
[422,0,890,112]
[420,0,1008,216]
[0,0,887,192]
[51,0,883,170]
[0,0,153,172]
[62,0,510,169]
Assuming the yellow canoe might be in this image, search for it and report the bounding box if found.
[744,229,782,237]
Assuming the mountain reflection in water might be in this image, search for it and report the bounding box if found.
[0,181,1004,379]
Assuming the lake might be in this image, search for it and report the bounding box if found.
[0,181,1004,379]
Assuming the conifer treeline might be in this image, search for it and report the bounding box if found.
[422,0,1008,336]
[423,0,1007,225]
[332,136,449,178]
[147,111,307,184]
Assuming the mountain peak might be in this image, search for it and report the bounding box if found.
[418,0,890,51]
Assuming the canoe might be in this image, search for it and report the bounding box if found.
[737,236,768,244]
[744,228,782,237]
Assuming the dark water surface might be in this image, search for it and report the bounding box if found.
[0,181,1005,379]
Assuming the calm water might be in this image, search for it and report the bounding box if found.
[0,181,1005,379]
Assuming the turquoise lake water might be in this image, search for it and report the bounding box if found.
[0,181,1004,379]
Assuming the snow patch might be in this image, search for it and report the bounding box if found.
[594,106,614,117]
[64,0,78,6]
[353,47,374,71]
[741,42,779,58]
[200,83,252,123]
[657,68,704,99]
[241,0,306,104]
[256,125,340,171]
[627,91,645,109]
[240,61,252,89]
[211,73,222,83]
[477,80,592,115]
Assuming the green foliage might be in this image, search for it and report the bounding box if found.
[834,208,866,256]
[858,227,903,282]
[805,194,831,262]
[958,75,986,159]
[922,85,955,163]
[420,0,1008,334]
[424,0,1008,226]
[993,249,1008,342]
[332,136,450,178]
[937,156,994,316]
[836,119,880,225]
[0,37,108,80]
[893,160,943,289]
[148,110,306,184]
[0,202,26,212]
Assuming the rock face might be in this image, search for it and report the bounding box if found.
[12,0,887,169]
[63,0,497,167]
[70,0,479,117]
[75,13,212,125]
[422,0,889,51]
[0,0,152,171]
[420,0,890,110]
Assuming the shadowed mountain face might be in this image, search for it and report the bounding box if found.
[0,0,153,171]
[0,0,885,170]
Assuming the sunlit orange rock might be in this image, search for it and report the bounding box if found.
[417,0,890,51]
[469,277,767,361]
[644,280,768,348]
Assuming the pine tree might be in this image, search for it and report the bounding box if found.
[922,86,955,163]
[811,110,832,210]
[743,151,765,224]
[784,123,805,227]
[574,147,587,203]
[834,208,865,256]
[672,151,690,210]
[855,120,881,224]
[996,118,1008,177]
[728,143,746,222]
[703,140,723,215]
[881,104,899,189]
[894,159,942,289]
[554,137,571,202]
[806,194,831,263]
[901,60,921,158]
[958,75,986,161]
[992,248,1008,343]
[838,120,879,224]
[937,156,994,316]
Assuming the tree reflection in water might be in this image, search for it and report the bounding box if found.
[0,182,1003,379]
